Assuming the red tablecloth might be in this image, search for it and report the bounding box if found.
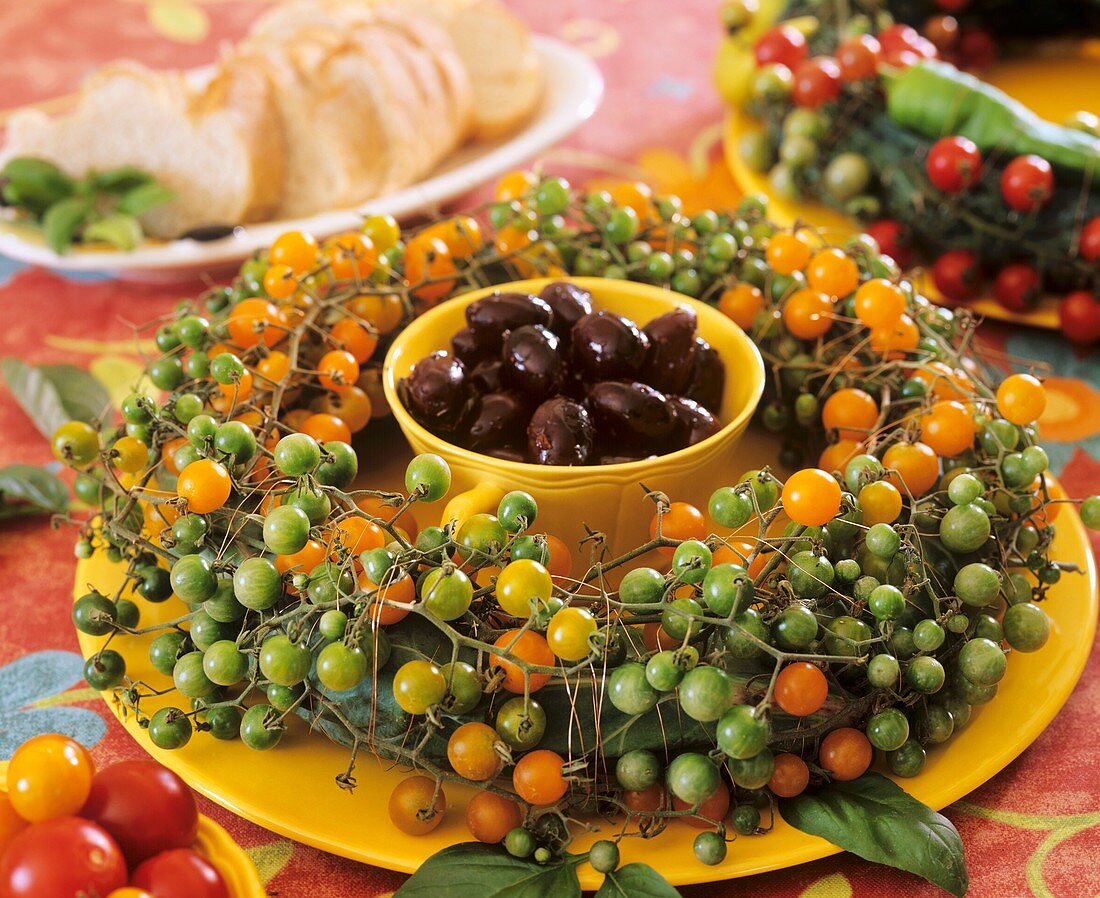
[1,3,1099,896]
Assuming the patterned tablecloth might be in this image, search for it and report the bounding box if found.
[1,3,1099,896]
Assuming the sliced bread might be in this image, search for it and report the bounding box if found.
[2,60,284,238]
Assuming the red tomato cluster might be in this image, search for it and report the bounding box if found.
[0,734,228,898]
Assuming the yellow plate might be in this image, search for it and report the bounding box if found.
[73,426,1098,889]
[723,42,1100,330]
[196,815,267,898]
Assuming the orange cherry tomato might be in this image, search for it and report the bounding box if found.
[405,235,457,307]
[228,298,284,349]
[274,538,327,577]
[883,441,940,497]
[263,264,297,299]
[176,459,232,514]
[346,293,405,335]
[782,468,842,526]
[512,750,568,805]
[421,216,484,257]
[774,662,828,716]
[854,278,905,329]
[495,169,538,202]
[317,349,360,391]
[331,516,385,555]
[329,318,378,364]
[818,439,862,474]
[447,723,503,782]
[766,231,813,275]
[672,783,731,828]
[388,776,446,835]
[806,247,859,298]
[819,727,873,781]
[622,783,667,814]
[7,734,95,822]
[314,386,373,432]
[465,790,523,843]
[769,752,810,798]
[869,313,919,358]
[783,289,835,340]
[323,231,376,280]
[718,283,764,330]
[920,400,976,457]
[650,501,707,557]
[257,350,291,384]
[269,230,318,274]
[996,373,1046,425]
[491,629,554,693]
[359,571,414,625]
[821,388,879,442]
[300,413,352,445]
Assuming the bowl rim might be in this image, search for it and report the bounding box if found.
[382,277,766,476]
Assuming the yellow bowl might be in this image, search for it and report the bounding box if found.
[383,277,765,555]
[196,815,266,898]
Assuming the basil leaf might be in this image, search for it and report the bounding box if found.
[780,772,968,897]
[90,166,154,194]
[83,213,144,251]
[0,464,69,518]
[117,182,176,216]
[393,843,582,898]
[1,157,74,215]
[42,195,91,253]
[595,863,681,898]
[1,358,112,438]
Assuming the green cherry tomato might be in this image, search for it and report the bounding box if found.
[913,619,946,652]
[906,655,946,694]
[672,540,713,585]
[421,566,474,621]
[693,831,727,866]
[787,551,834,599]
[1003,601,1050,652]
[716,704,769,759]
[392,660,446,714]
[72,591,118,636]
[149,631,190,677]
[173,651,218,699]
[666,752,720,805]
[148,707,192,750]
[661,597,704,640]
[957,637,1007,686]
[608,662,659,715]
[240,704,285,751]
[618,567,666,609]
[939,503,991,553]
[263,505,312,555]
[498,490,538,532]
[234,557,283,610]
[772,604,818,650]
[615,749,662,791]
[726,608,769,659]
[274,433,322,476]
[84,650,126,691]
[678,665,735,723]
[887,739,926,777]
[866,707,909,751]
[495,696,546,750]
[727,749,774,790]
[171,554,218,603]
[316,642,369,692]
[868,584,905,621]
[52,421,100,467]
[954,562,1001,607]
[259,634,312,687]
[709,486,754,528]
[405,453,451,501]
[867,653,900,688]
[702,563,753,617]
[315,441,358,488]
[203,640,249,686]
[589,839,620,874]
[440,661,482,714]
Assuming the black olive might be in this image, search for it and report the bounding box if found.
[667,396,721,448]
[469,358,503,394]
[683,337,725,413]
[571,311,649,381]
[587,381,676,447]
[465,391,529,452]
[641,307,697,394]
[538,281,593,341]
[527,397,594,465]
[399,351,467,435]
[451,327,492,367]
[466,292,553,342]
[501,325,564,400]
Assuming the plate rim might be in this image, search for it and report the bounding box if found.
[0,35,603,277]
[73,485,1098,888]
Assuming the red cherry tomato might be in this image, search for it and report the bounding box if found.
[926,136,981,192]
[932,249,983,304]
[1001,155,1054,213]
[80,760,199,867]
[0,817,127,898]
[791,57,841,108]
[957,27,997,71]
[1059,291,1100,345]
[1080,217,1100,262]
[992,263,1040,312]
[879,24,938,66]
[863,219,913,269]
[131,849,229,898]
[754,25,808,68]
[836,34,880,80]
[936,0,971,11]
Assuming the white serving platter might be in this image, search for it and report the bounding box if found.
[0,36,603,281]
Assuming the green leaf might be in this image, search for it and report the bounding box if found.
[393,843,582,898]
[0,464,69,518]
[117,181,176,216]
[780,772,968,897]
[83,213,144,251]
[1,358,112,438]
[90,166,155,194]
[42,195,91,253]
[1,157,74,215]
[595,863,681,898]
